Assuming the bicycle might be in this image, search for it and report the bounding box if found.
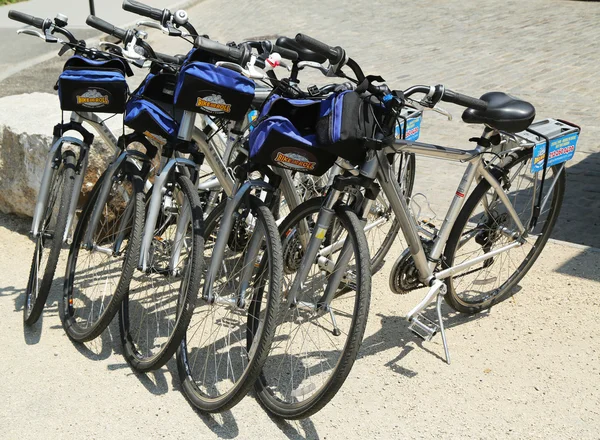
[251,33,576,419]
[8,10,131,326]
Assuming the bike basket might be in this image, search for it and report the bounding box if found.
[395,107,423,141]
[249,91,377,175]
[173,62,255,120]
[124,96,179,145]
[512,119,580,173]
[57,56,129,114]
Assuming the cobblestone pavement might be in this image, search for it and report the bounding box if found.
[1,0,598,245]
[164,0,598,248]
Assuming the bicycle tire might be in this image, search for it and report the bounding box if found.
[255,201,371,419]
[120,174,204,372]
[62,170,145,342]
[177,195,282,412]
[443,148,565,314]
[24,151,76,325]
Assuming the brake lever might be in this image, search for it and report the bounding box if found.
[405,98,452,121]
[136,20,164,31]
[432,105,453,121]
[17,28,46,41]
[297,61,328,75]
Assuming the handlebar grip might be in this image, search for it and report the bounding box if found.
[442,89,488,111]
[155,52,184,65]
[8,10,45,29]
[272,45,298,62]
[195,36,246,65]
[86,15,128,40]
[295,33,344,64]
[122,0,164,21]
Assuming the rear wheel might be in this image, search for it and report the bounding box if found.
[443,149,565,313]
[367,152,415,272]
[24,151,76,325]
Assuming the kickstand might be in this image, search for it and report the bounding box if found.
[436,289,451,365]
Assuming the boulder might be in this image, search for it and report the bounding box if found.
[0,93,119,217]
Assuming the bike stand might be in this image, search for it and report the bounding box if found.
[407,282,451,364]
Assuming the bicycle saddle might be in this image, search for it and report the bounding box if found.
[276,36,328,64]
[462,92,535,133]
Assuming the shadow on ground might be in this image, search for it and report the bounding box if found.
[552,151,600,248]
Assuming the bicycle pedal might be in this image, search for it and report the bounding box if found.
[408,314,439,341]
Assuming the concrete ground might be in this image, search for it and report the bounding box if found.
[0,212,599,439]
[0,0,599,438]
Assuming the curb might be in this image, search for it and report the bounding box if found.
[0,0,205,83]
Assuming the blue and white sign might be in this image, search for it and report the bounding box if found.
[395,115,422,141]
[531,132,578,173]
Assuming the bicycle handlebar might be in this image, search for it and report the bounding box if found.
[86,15,128,41]
[295,33,345,65]
[122,0,164,21]
[155,51,184,65]
[8,10,46,29]
[442,89,487,111]
[272,44,298,62]
[402,85,487,111]
[195,36,250,65]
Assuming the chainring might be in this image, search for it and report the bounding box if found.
[389,239,434,294]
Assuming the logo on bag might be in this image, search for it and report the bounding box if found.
[195,93,231,114]
[273,148,317,171]
[76,88,111,108]
[143,131,167,146]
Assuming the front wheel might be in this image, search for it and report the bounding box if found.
[120,174,204,372]
[255,201,371,419]
[24,151,76,325]
[177,195,282,412]
[443,148,565,314]
[62,170,145,342]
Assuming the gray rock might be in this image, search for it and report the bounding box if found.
[0,93,116,217]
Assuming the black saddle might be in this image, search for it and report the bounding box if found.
[462,92,535,133]
[276,36,328,64]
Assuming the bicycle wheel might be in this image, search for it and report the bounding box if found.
[62,170,144,342]
[367,152,415,272]
[443,148,565,314]
[120,174,204,372]
[177,195,282,412]
[24,151,76,325]
[255,201,371,419]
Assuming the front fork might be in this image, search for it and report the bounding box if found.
[285,186,342,308]
[139,156,198,273]
[201,179,276,305]
[32,133,92,244]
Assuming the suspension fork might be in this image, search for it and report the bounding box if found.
[201,179,276,304]
[285,186,342,307]
[139,157,198,272]
[317,176,379,308]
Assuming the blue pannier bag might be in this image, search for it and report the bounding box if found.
[57,55,129,114]
[174,61,255,120]
[249,91,376,176]
[124,96,179,144]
